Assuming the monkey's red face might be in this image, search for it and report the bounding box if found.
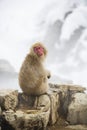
[34,46,44,56]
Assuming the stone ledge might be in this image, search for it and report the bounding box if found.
[2,109,50,130]
[0,83,87,130]
[0,89,18,110]
[67,93,87,124]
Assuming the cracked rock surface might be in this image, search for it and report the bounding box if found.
[0,83,87,130]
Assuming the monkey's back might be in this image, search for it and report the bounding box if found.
[18,54,47,95]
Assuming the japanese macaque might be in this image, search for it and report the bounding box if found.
[18,42,51,96]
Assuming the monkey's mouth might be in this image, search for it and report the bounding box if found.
[37,52,43,56]
[37,49,44,56]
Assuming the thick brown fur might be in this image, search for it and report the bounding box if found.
[18,42,51,96]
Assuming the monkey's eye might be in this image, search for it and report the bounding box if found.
[34,47,39,53]
[36,46,41,50]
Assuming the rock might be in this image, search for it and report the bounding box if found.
[18,92,59,125]
[48,125,87,130]
[2,109,50,130]
[37,94,50,112]
[1,93,51,130]
[49,83,86,93]
[17,93,37,109]
[0,107,1,115]
[67,93,87,124]
[66,125,87,130]
[0,83,87,130]
[56,117,69,126]
[17,93,50,112]
[49,83,86,119]
[0,89,18,110]
[48,91,60,125]
[0,90,59,129]
[49,84,70,118]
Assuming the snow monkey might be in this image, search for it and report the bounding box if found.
[19,42,51,96]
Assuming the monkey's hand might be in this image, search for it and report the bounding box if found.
[46,70,51,79]
[47,75,51,79]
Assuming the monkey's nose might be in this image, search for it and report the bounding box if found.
[38,50,43,56]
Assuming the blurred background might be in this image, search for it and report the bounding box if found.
[0,0,87,90]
